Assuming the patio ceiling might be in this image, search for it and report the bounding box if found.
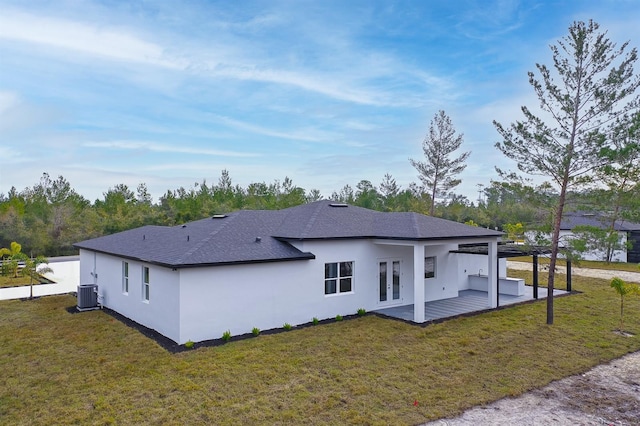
[450,242,552,258]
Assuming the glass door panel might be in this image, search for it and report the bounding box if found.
[379,262,387,302]
[379,260,401,305]
[392,261,400,300]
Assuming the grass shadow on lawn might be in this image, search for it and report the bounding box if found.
[1,270,639,425]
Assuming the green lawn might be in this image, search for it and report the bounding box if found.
[1,271,639,425]
[0,275,38,289]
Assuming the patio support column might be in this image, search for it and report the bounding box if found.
[533,255,539,299]
[413,244,425,323]
[487,240,498,308]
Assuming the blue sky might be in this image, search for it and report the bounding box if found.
[1,0,639,203]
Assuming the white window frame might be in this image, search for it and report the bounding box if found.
[424,256,436,279]
[142,266,150,302]
[324,261,354,296]
[122,261,129,294]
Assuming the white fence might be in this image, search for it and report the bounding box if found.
[0,257,79,300]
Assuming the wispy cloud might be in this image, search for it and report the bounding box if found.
[0,145,26,164]
[0,91,19,115]
[212,66,404,107]
[454,0,527,41]
[0,9,185,69]
[209,114,335,142]
[83,141,260,158]
[0,90,59,134]
[0,8,442,107]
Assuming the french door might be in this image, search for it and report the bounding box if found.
[378,260,401,305]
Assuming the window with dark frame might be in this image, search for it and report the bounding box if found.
[324,261,353,295]
[122,261,129,294]
[424,256,436,279]
[142,266,150,301]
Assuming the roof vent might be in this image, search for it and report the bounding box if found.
[181,224,187,228]
[329,203,348,208]
[255,237,262,243]
[212,214,227,219]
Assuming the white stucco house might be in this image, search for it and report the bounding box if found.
[559,212,640,263]
[74,201,506,344]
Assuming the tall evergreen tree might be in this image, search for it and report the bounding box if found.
[379,173,401,211]
[409,110,470,216]
[494,20,640,324]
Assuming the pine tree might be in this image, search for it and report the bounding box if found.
[409,110,470,216]
[494,20,640,324]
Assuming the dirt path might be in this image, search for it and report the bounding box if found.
[508,261,640,283]
[423,350,640,426]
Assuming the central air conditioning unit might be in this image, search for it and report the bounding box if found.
[77,284,99,311]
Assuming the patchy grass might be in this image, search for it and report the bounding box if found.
[509,256,640,272]
[1,274,639,425]
[0,275,39,288]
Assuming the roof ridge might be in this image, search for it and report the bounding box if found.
[299,202,324,238]
[176,212,239,265]
[411,212,421,238]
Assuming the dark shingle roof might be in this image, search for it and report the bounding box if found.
[561,212,640,232]
[74,211,315,268]
[74,201,503,268]
[274,201,503,240]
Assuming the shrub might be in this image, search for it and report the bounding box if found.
[312,317,319,325]
[252,327,260,336]
[222,330,232,342]
[610,277,640,332]
[283,323,292,331]
[357,308,366,316]
[335,315,343,321]
[185,340,194,349]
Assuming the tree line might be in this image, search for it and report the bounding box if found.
[1,167,636,259]
[0,170,528,256]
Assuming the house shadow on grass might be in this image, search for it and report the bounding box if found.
[66,305,367,353]
[66,289,577,354]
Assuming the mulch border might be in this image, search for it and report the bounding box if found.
[66,301,367,353]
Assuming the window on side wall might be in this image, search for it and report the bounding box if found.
[324,261,354,295]
[122,261,129,294]
[142,266,150,301]
[424,256,436,279]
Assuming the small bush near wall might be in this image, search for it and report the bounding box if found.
[252,327,260,336]
[357,308,366,316]
[312,317,319,325]
[222,330,232,342]
[283,323,292,331]
[185,340,194,349]
[335,315,343,321]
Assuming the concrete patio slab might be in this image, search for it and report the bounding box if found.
[374,286,568,322]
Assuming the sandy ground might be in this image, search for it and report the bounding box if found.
[423,262,640,425]
[423,350,640,426]
[508,261,640,284]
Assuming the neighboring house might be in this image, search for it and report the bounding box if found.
[560,212,640,263]
[74,201,504,344]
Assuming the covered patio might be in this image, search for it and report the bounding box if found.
[375,286,569,322]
